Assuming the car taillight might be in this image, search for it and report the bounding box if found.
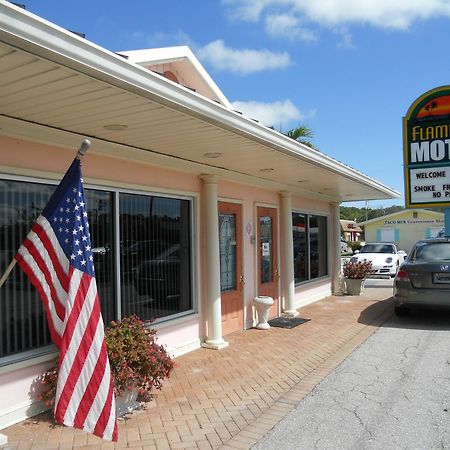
[395,269,410,281]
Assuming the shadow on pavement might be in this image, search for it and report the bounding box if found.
[384,308,450,331]
[358,297,450,331]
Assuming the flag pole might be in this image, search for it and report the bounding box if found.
[0,139,91,290]
[76,139,91,159]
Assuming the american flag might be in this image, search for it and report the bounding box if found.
[15,158,118,441]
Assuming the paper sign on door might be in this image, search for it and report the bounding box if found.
[262,242,270,256]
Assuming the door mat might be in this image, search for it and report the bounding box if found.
[268,316,310,329]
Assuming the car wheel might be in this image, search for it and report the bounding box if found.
[394,306,410,316]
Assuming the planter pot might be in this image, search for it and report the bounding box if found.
[115,389,140,416]
[254,296,274,329]
[345,278,365,296]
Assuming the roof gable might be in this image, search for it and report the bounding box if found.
[117,46,231,108]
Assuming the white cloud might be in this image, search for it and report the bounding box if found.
[265,14,317,41]
[231,99,315,127]
[196,40,292,74]
[127,29,195,48]
[222,0,274,21]
[223,0,450,30]
[335,27,354,49]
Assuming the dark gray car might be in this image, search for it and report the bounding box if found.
[393,238,450,316]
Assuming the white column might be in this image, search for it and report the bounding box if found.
[200,175,228,349]
[331,202,344,295]
[280,191,299,317]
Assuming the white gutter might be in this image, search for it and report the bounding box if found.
[0,1,399,199]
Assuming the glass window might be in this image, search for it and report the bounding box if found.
[0,178,193,362]
[219,213,237,292]
[411,242,450,261]
[0,180,55,358]
[0,181,114,358]
[85,190,115,325]
[292,212,328,284]
[119,193,192,320]
[309,215,328,279]
[259,216,273,284]
[293,213,307,283]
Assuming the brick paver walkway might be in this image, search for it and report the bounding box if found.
[1,282,393,449]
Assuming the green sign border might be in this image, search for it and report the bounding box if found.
[403,85,450,208]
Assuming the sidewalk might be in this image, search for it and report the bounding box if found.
[1,281,394,449]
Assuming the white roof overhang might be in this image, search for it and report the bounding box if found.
[0,2,400,203]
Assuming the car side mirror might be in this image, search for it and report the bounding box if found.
[354,250,360,254]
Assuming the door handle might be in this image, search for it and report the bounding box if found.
[274,269,280,279]
[240,274,245,286]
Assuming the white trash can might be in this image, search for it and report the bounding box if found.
[254,296,274,330]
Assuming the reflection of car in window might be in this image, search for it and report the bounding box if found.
[121,240,170,278]
[134,244,180,301]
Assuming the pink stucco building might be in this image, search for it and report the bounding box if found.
[0,2,399,432]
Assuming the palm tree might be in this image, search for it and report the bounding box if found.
[284,124,315,149]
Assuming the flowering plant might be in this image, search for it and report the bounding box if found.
[343,259,373,279]
[38,315,174,406]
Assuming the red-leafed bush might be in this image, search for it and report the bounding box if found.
[343,259,373,279]
[38,315,174,406]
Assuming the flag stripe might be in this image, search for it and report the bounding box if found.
[55,271,94,421]
[15,251,63,348]
[74,329,107,428]
[19,233,66,322]
[34,216,70,290]
[90,358,116,440]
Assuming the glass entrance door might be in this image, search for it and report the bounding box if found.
[257,206,279,319]
[219,202,243,335]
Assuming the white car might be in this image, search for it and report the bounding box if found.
[350,242,407,278]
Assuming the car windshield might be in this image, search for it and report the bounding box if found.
[410,242,450,261]
[360,243,395,254]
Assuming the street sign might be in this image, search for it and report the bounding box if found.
[403,86,450,208]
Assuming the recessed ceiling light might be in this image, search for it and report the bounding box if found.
[297,180,309,183]
[259,168,274,173]
[103,124,128,131]
[203,152,222,158]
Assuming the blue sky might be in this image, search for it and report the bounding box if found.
[19,0,450,208]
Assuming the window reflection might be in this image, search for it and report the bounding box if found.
[260,216,273,284]
[293,212,328,283]
[0,180,55,358]
[0,180,115,358]
[0,178,193,361]
[293,213,307,283]
[219,213,236,292]
[86,190,115,324]
[119,194,192,320]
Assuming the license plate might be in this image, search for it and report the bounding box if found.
[433,273,450,284]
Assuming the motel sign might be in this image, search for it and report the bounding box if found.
[403,86,450,208]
